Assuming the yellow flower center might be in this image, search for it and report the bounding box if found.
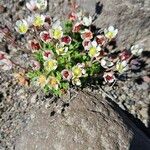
[45,60,57,71]
[50,78,57,86]
[38,75,46,86]
[73,67,82,77]
[18,24,28,33]
[89,47,97,57]
[57,48,65,55]
[116,63,124,73]
[106,32,114,39]
[48,77,59,89]
[53,29,63,39]
[33,16,44,27]
[47,61,54,68]
[58,48,63,53]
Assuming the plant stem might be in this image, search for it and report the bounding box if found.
[33,27,42,48]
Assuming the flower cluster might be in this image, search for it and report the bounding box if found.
[0,0,143,96]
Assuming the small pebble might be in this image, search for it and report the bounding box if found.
[0,5,6,13]
[30,94,37,104]
[139,108,148,118]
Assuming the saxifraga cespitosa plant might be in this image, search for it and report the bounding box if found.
[0,0,143,96]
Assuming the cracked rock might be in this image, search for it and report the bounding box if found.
[15,92,150,150]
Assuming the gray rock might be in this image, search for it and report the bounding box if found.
[137,82,149,90]
[30,94,37,104]
[77,0,150,50]
[15,92,150,150]
[139,107,148,119]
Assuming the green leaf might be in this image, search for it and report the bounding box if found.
[61,82,69,90]
[69,44,74,50]
[89,62,101,76]
[57,56,65,65]
[52,89,62,97]
[56,71,62,80]
[26,71,41,79]
[82,54,90,61]
[34,52,43,62]
[43,85,50,94]
[63,20,73,33]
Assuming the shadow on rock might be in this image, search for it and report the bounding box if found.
[106,96,150,150]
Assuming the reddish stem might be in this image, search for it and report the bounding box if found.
[33,26,42,48]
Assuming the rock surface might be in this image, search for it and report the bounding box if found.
[76,0,150,126]
[77,0,150,50]
[15,92,150,150]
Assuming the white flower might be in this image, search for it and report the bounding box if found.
[43,50,54,60]
[96,35,107,46]
[28,39,41,52]
[26,0,37,11]
[61,36,72,45]
[44,59,57,72]
[52,27,63,40]
[82,16,92,27]
[72,22,82,33]
[61,69,72,81]
[72,63,86,78]
[56,44,68,55]
[32,14,45,27]
[47,76,59,90]
[35,74,47,87]
[15,19,28,34]
[30,60,40,70]
[36,0,47,10]
[101,57,114,69]
[82,40,90,50]
[116,61,128,73]
[72,77,81,86]
[104,26,118,40]
[40,31,52,43]
[50,21,63,39]
[103,72,116,83]
[130,45,143,56]
[81,29,93,41]
[88,41,101,58]
[26,16,34,26]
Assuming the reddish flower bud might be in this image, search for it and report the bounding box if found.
[68,12,77,21]
[119,50,131,61]
[28,39,41,52]
[61,36,72,45]
[61,69,72,81]
[103,72,115,83]
[72,22,82,33]
[40,31,52,43]
[96,35,107,46]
